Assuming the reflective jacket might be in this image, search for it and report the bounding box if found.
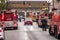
[51,14,59,25]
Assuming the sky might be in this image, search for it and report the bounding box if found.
[9,0,52,3]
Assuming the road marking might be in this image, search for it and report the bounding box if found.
[25,32,29,40]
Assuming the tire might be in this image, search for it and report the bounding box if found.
[58,34,60,39]
[0,38,4,40]
[49,26,54,36]
[54,25,59,39]
[14,27,18,30]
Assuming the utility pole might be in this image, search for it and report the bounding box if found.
[53,0,54,8]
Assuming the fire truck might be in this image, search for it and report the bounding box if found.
[49,9,60,39]
[2,9,18,30]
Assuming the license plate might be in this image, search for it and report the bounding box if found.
[6,23,9,26]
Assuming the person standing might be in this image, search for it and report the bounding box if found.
[38,15,42,28]
[41,14,48,31]
[36,14,39,23]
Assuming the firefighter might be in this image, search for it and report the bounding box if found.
[41,14,48,31]
[49,12,54,19]
[49,9,59,36]
[36,14,39,23]
[38,15,42,28]
[19,16,21,22]
[51,10,59,27]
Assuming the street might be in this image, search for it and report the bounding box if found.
[4,21,57,40]
[0,0,60,40]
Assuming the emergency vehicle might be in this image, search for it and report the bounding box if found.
[2,10,18,30]
[49,9,60,39]
[0,11,2,27]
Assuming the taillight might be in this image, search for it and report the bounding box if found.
[0,30,2,32]
[13,14,17,20]
[14,14,16,17]
[14,22,17,27]
[14,23,17,27]
[2,14,4,20]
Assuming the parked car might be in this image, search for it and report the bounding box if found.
[0,27,4,40]
[24,18,33,25]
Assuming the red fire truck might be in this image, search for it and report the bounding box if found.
[2,10,18,30]
[49,10,60,39]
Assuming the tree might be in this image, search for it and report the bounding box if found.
[0,0,7,10]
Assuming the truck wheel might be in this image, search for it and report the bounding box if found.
[54,25,58,39]
[58,34,60,39]
[49,26,54,36]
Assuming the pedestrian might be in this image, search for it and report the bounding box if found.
[38,15,42,28]
[41,16,47,31]
[19,16,22,22]
[48,12,54,19]
[36,14,39,23]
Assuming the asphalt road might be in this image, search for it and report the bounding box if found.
[4,21,58,40]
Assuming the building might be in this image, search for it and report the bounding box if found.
[6,0,50,19]
[53,0,60,9]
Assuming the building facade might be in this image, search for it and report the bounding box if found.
[6,0,50,19]
[53,0,60,9]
